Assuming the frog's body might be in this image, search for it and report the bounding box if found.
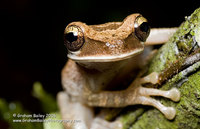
[58,14,180,129]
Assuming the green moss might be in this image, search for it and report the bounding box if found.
[195,23,200,43]
[148,8,200,74]
[120,108,144,129]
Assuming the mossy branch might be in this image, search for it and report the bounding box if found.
[120,8,200,129]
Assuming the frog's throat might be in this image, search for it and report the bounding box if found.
[68,48,143,62]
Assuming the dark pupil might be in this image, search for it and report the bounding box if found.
[140,22,149,33]
[65,32,77,43]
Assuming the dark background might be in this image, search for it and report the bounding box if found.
[0,0,199,112]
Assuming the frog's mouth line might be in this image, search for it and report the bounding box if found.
[68,48,143,62]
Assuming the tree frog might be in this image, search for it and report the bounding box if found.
[58,13,180,129]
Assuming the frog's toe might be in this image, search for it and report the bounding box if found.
[140,72,159,84]
[161,107,176,120]
[168,88,181,102]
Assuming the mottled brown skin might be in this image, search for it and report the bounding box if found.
[59,14,180,129]
[64,14,145,62]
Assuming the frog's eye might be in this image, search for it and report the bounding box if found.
[134,16,150,42]
[64,25,85,51]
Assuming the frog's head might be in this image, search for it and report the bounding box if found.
[64,14,150,63]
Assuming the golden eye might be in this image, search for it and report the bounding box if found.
[134,16,150,42]
[64,25,84,51]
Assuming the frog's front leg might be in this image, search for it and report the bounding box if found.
[146,28,177,45]
[57,92,94,129]
[87,72,180,120]
[57,91,123,129]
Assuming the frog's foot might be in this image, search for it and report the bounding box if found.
[57,92,94,129]
[133,72,181,120]
[134,83,180,119]
[135,95,177,120]
[91,117,122,129]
